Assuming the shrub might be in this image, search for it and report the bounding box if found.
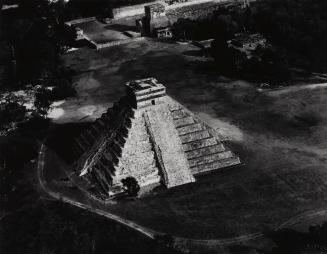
[121,176,140,197]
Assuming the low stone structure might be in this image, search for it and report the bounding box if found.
[227,33,269,59]
[156,27,173,38]
[72,78,240,198]
[75,27,85,40]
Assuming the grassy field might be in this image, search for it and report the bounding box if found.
[78,20,129,43]
[76,20,135,44]
[52,38,327,239]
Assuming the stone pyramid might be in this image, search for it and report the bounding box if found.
[72,78,240,197]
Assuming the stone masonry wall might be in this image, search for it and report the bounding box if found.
[166,1,223,22]
[111,110,161,187]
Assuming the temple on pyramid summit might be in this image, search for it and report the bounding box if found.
[72,78,241,198]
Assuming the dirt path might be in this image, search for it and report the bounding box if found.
[37,144,157,240]
[264,83,327,96]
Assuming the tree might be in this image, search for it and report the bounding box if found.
[211,38,235,74]
[121,176,140,197]
[34,87,52,118]
[0,94,27,130]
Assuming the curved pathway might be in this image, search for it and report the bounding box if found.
[37,144,156,240]
[37,143,327,250]
[263,82,327,96]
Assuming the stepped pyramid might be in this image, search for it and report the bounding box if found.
[72,78,240,198]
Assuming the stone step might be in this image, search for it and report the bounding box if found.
[78,135,91,148]
[92,186,107,199]
[185,143,225,159]
[111,139,123,154]
[118,126,129,138]
[91,175,108,197]
[75,140,86,153]
[91,121,101,130]
[111,141,123,157]
[86,129,97,141]
[114,132,126,146]
[98,156,112,171]
[173,116,195,127]
[123,116,133,129]
[182,137,218,151]
[72,144,83,157]
[98,153,112,166]
[102,148,118,164]
[110,146,121,162]
[91,123,103,135]
[171,109,188,119]
[100,157,117,175]
[92,168,110,192]
[136,90,166,102]
[189,151,233,167]
[118,128,130,140]
[96,163,113,184]
[83,132,96,145]
[73,147,85,160]
[191,157,241,175]
[97,166,112,186]
[177,123,203,135]
[180,130,211,144]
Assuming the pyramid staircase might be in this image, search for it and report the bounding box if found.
[71,78,240,198]
[144,104,195,188]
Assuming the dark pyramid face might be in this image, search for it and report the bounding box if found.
[72,78,241,198]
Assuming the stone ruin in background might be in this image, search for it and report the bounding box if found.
[137,3,173,38]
